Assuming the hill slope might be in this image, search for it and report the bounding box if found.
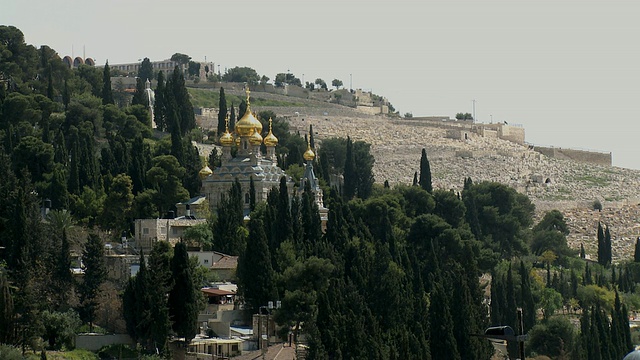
[201,87,640,262]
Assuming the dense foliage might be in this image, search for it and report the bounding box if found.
[1,25,638,359]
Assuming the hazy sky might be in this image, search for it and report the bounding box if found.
[3,0,639,168]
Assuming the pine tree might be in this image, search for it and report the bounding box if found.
[419,148,432,193]
[343,136,356,199]
[79,233,107,331]
[168,242,198,344]
[102,61,114,105]
[217,87,227,137]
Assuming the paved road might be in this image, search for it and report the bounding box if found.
[232,343,296,360]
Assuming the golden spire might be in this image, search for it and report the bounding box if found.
[303,137,315,161]
[234,84,262,136]
[219,113,234,146]
[264,118,279,147]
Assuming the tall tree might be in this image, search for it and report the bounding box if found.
[0,271,14,344]
[168,242,198,344]
[343,136,356,199]
[147,242,173,355]
[419,148,432,193]
[635,237,640,262]
[217,87,227,138]
[78,233,106,331]
[237,218,276,313]
[137,57,154,83]
[131,77,146,107]
[101,61,113,105]
[153,71,166,131]
[429,275,461,360]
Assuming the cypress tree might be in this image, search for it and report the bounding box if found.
[635,237,640,262]
[580,242,586,259]
[412,171,418,186]
[343,136,356,199]
[62,79,70,110]
[153,71,166,131]
[237,218,276,312]
[275,176,292,247]
[102,61,114,105]
[419,148,432,193]
[428,275,461,360]
[238,99,246,120]
[168,242,198,344]
[0,271,14,344]
[213,179,245,255]
[597,222,605,266]
[604,225,612,267]
[131,77,146,106]
[170,111,184,164]
[147,242,173,355]
[79,233,107,331]
[47,64,54,101]
[519,261,536,333]
[217,87,227,137]
[249,176,256,211]
[53,229,73,309]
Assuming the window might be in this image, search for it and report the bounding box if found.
[143,228,149,235]
[232,344,239,352]
[160,226,166,235]
[172,228,178,235]
[204,259,209,264]
[245,193,250,204]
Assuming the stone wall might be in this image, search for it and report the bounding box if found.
[75,334,134,351]
[533,146,612,166]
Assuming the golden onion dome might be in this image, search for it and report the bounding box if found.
[220,131,234,146]
[234,87,263,137]
[303,142,316,161]
[199,165,213,179]
[264,118,278,147]
[249,127,263,146]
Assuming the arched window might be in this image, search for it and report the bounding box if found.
[245,193,250,204]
